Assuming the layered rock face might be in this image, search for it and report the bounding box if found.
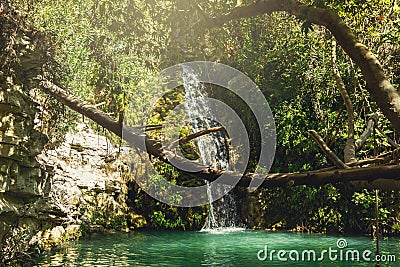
[0,84,50,212]
[0,3,136,262]
[37,123,128,231]
[0,1,52,260]
[0,86,51,261]
[1,99,131,259]
[30,122,131,251]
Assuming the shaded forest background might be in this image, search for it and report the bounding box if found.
[3,0,400,234]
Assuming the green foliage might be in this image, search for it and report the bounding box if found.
[256,185,400,235]
[90,208,128,230]
[13,0,173,144]
[126,158,208,230]
[11,0,400,234]
[129,181,207,230]
[149,211,185,230]
[351,190,400,234]
[259,185,343,233]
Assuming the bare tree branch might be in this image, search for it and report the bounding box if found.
[355,113,379,150]
[376,126,400,149]
[168,126,224,149]
[309,130,349,169]
[331,39,356,163]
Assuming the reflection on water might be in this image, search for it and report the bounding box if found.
[199,227,246,234]
[35,230,400,267]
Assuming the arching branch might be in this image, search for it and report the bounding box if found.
[197,0,400,133]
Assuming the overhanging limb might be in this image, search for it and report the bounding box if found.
[40,80,400,190]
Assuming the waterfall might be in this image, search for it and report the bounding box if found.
[182,65,239,230]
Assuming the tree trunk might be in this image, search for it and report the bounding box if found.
[200,164,400,189]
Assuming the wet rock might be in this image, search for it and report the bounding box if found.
[50,226,65,242]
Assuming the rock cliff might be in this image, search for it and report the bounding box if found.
[0,3,137,263]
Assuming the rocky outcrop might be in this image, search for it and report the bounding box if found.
[1,117,142,262]
[0,3,142,262]
[37,123,128,227]
[29,122,140,251]
[0,84,51,263]
[0,1,53,262]
[0,87,49,195]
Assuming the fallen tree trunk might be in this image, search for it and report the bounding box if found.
[198,164,400,189]
[40,80,165,158]
[41,80,122,135]
[40,80,400,190]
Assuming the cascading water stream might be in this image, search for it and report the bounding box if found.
[182,65,238,230]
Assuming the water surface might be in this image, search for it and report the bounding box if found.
[36,229,400,266]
